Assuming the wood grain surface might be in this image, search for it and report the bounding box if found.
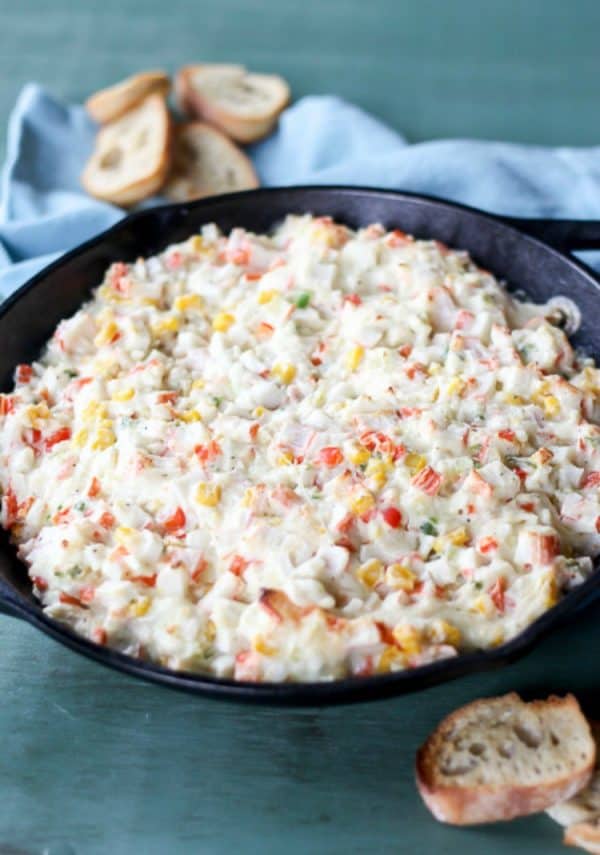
[1,2,600,853]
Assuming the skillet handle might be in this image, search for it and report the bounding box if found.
[497,217,600,253]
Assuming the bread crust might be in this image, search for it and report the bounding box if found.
[175,64,289,143]
[82,94,173,206]
[564,818,600,853]
[547,721,600,827]
[163,121,258,202]
[86,71,171,124]
[415,693,595,825]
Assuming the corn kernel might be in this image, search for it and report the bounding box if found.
[429,619,461,647]
[272,363,296,385]
[385,563,417,592]
[433,527,470,553]
[111,387,134,402]
[72,428,88,448]
[348,445,370,466]
[196,483,221,507]
[189,235,204,252]
[543,570,559,608]
[377,645,406,673]
[392,624,421,655]
[94,321,119,347]
[349,491,375,516]
[504,393,526,406]
[253,635,277,656]
[115,526,135,545]
[212,312,235,332]
[26,403,50,425]
[446,376,466,397]
[472,594,493,616]
[365,459,388,490]
[448,527,470,547]
[253,406,265,418]
[91,424,116,450]
[82,400,107,423]
[356,558,384,588]
[257,290,278,304]
[542,395,560,417]
[141,297,160,307]
[346,345,364,371]
[151,316,180,335]
[191,378,205,390]
[131,597,151,617]
[405,452,426,474]
[174,294,204,312]
[178,409,202,423]
[277,451,294,466]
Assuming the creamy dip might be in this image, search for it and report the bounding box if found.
[1,215,599,682]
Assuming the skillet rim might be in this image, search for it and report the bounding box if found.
[1,184,599,705]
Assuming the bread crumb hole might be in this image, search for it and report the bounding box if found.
[514,722,542,748]
[550,731,560,746]
[498,740,514,759]
[440,760,473,776]
[135,130,149,149]
[469,743,486,756]
[100,147,122,169]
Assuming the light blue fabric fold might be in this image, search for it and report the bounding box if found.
[2,82,600,300]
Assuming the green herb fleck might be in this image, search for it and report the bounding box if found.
[295,292,311,309]
[212,396,223,408]
[474,581,483,590]
[75,501,86,512]
[420,520,438,537]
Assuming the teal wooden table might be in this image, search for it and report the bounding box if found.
[2,2,600,853]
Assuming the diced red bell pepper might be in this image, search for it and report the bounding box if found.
[319,446,343,467]
[44,427,71,451]
[381,506,403,528]
[163,506,186,533]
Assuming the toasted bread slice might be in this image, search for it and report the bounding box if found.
[163,122,258,202]
[416,693,594,826]
[82,94,172,207]
[175,64,289,142]
[86,71,171,124]
[565,817,600,853]
[547,722,600,826]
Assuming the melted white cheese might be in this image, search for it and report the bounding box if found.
[1,215,600,682]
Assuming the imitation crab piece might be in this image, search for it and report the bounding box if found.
[582,471,600,489]
[488,577,507,613]
[463,470,493,498]
[411,466,442,496]
[259,589,311,623]
[525,531,559,566]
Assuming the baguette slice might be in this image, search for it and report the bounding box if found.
[565,817,600,853]
[163,122,258,202]
[547,723,600,826]
[175,64,289,142]
[86,71,171,124]
[82,94,172,207]
[416,693,595,826]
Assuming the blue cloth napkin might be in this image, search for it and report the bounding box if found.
[2,82,600,300]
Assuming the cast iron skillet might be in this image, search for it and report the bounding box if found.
[2,186,600,706]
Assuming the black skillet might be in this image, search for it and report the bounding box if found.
[1,186,600,705]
